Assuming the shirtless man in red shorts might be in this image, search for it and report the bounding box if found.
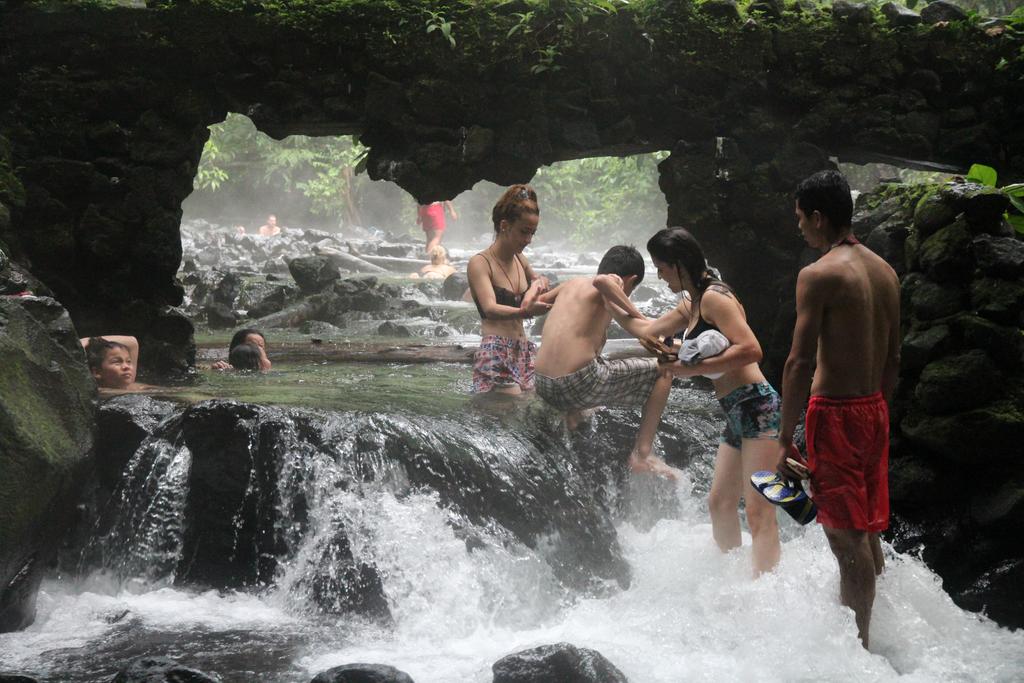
[776,170,900,649]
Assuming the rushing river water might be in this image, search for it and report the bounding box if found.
[3,229,1023,682]
[1,354,1023,682]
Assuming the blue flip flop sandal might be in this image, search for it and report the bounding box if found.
[750,471,817,525]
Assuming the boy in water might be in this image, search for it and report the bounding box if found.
[534,245,677,479]
[81,335,147,391]
[776,170,900,649]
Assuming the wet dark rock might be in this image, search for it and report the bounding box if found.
[212,271,242,307]
[442,272,469,301]
[900,323,951,374]
[245,284,296,319]
[290,256,342,294]
[0,296,95,632]
[972,234,1024,280]
[881,2,922,27]
[832,1,873,24]
[94,395,178,491]
[918,219,973,282]
[939,183,1009,229]
[309,663,414,683]
[0,674,40,683]
[492,643,628,683]
[377,321,411,337]
[112,655,219,683]
[901,397,1024,463]
[909,277,967,321]
[205,301,237,330]
[955,559,1024,628]
[953,314,1024,371]
[748,0,782,19]
[920,0,967,24]
[299,320,347,338]
[293,529,391,619]
[914,350,999,414]
[700,0,741,22]
[865,220,910,276]
[913,191,957,238]
[970,277,1024,325]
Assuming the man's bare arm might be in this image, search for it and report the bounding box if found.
[881,271,901,404]
[780,267,827,446]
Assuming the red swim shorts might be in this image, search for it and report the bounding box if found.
[419,203,446,232]
[806,392,889,532]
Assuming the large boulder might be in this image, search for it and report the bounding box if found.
[289,256,342,294]
[309,663,415,683]
[112,656,219,683]
[0,296,95,632]
[492,643,629,683]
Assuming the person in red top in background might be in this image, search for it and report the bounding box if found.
[417,200,458,255]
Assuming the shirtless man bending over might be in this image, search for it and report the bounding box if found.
[535,245,677,479]
[776,170,900,649]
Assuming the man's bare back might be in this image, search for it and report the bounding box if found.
[534,277,613,377]
[805,244,900,398]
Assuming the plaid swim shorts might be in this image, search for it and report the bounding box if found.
[535,356,660,411]
[472,335,537,393]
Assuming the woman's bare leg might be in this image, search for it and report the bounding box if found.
[740,438,781,576]
[708,441,743,553]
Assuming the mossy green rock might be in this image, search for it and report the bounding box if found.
[913,190,957,239]
[918,218,973,282]
[901,397,1024,463]
[0,297,95,632]
[915,350,999,414]
[971,277,1024,325]
[939,182,1009,230]
[910,277,967,321]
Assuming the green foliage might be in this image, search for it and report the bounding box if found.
[966,163,1024,234]
[193,114,368,222]
[424,9,456,48]
[531,152,669,246]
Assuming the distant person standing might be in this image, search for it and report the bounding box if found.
[259,214,282,237]
[417,200,458,255]
[776,170,900,649]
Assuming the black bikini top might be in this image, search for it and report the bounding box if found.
[472,253,533,319]
[681,282,732,341]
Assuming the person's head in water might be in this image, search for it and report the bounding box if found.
[794,170,853,249]
[646,227,723,296]
[229,342,263,371]
[229,328,270,371]
[86,337,135,389]
[429,245,449,265]
[597,245,645,294]
[491,184,539,254]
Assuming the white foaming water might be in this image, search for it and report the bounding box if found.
[2,476,1022,682]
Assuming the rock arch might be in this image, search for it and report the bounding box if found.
[1,1,1021,373]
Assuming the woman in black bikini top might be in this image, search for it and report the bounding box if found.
[465,184,550,394]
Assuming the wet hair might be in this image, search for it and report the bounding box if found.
[229,328,265,351]
[795,170,853,229]
[491,184,539,233]
[646,227,730,295]
[597,245,645,284]
[229,343,262,371]
[85,337,129,372]
[429,245,448,265]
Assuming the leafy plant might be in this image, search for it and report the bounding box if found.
[424,9,456,48]
[967,163,1024,234]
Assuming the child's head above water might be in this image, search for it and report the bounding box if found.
[86,337,135,389]
[598,245,645,291]
[428,245,448,265]
[229,328,266,351]
[228,342,263,371]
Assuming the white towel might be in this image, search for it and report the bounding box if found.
[678,330,730,379]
